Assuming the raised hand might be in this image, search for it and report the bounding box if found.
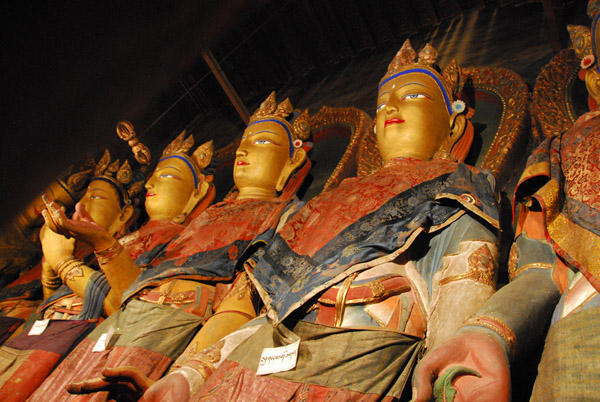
[67,366,155,402]
[412,332,511,402]
[42,194,114,251]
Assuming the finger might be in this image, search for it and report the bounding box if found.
[67,378,112,394]
[412,360,437,402]
[103,366,154,394]
[74,202,94,223]
[41,210,59,233]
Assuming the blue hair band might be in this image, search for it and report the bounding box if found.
[90,177,125,209]
[247,119,294,158]
[159,155,199,188]
[378,68,453,115]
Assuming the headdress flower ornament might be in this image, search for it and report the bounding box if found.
[248,91,311,156]
[92,150,144,208]
[380,39,463,116]
[160,132,214,189]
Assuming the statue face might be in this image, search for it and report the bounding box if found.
[233,120,292,194]
[20,180,76,228]
[376,72,452,162]
[144,157,197,221]
[77,180,125,233]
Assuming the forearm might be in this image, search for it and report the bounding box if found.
[94,240,141,302]
[459,269,560,361]
[42,259,62,299]
[184,273,257,352]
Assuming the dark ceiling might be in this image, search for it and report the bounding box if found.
[0,0,587,229]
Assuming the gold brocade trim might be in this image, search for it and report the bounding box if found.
[334,272,358,327]
[508,243,519,280]
[547,213,600,278]
[536,179,561,224]
[509,263,554,281]
[435,193,499,229]
[439,244,496,289]
[515,160,551,193]
[439,269,495,288]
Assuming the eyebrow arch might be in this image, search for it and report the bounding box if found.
[157,165,183,173]
[400,82,429,89]
[88,188,110,194]
[247,129,280,138]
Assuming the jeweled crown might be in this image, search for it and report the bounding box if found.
[93,149,144,206]
[249,91,311,145]
[381,39,461,100]
[160,131,214,188]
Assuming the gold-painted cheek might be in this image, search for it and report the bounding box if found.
[144,159,197,221]
[234,125,291,193]
[376,74,453,161]
[585,69,600,105]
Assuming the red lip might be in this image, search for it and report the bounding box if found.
[236,160,250,166]
[146,193,155,198]
[384,117,405,127]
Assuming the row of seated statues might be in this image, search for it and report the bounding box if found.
[0,2,599,400]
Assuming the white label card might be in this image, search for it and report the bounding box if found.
[28,319,50,336]
[256,340,300,375]
[92,326,116,352]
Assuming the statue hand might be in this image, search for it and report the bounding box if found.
[39,223,76,268]
[42,194,114,251]
[139,372,191,402]
[67,366,155,402]
[412,332,510,402]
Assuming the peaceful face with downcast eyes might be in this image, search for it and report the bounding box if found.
[77,179,127,234]
[144,157,198,221]
[376,72,454,162]
[234,120,292,194]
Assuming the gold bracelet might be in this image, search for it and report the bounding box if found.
[95,241,124,265]
[94,240,122,257]
[41,276,62,290]
[54,255,77,276]
[57,259,86,282]
[463,315,517,358]
[56,258,79,278]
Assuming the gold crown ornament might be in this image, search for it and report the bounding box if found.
[159,131,214,189]
[248,91,311,154]
[92,150,144,208]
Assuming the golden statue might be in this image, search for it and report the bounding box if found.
[27,92,311,402]
[0,160,94,283]
[118,40,501,402]
[0,136,213,401]
[412,3,600,401]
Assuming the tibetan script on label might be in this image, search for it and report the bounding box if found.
[256,340,300,375]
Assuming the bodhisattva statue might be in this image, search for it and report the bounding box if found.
[0,160,93,281]
[0,162,95,338]
[0,152,144,402]
[412,4,600,401]
[28,92,311,402]
[129,40,500,402]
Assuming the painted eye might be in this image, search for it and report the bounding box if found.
[376,103,387,113]
[253,139,272,145]
[159,174,177,179]
[90,195,103,200]
[401,93,430,100]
